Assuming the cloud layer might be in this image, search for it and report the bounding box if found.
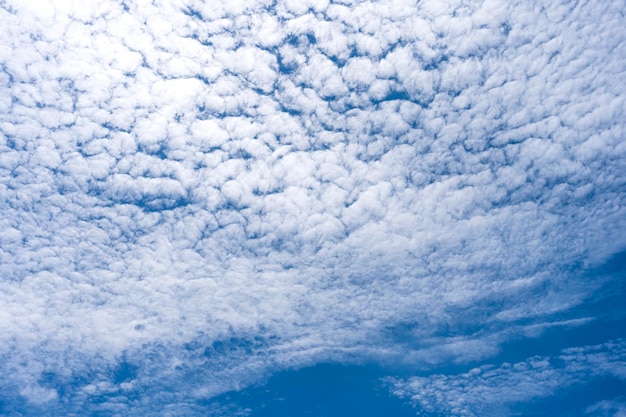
[1,0,625,414]
[387,339,626,416]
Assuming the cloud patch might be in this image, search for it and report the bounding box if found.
[387,339,626,417]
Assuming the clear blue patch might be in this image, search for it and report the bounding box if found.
[113,360,138,385]
[513,378,626,417]
[207,363,416,417]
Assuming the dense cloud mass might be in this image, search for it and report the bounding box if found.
[1,0,625,415]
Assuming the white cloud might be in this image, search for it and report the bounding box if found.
[0,0,625,414]
[388,339,626,417]
[586,399,626,417]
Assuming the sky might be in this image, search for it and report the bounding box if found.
[0,0,625,415]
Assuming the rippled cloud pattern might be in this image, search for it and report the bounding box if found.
[1,0,625,415]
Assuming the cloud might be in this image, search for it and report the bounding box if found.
[387,339,626,417]
[586,398,626,417]
[0,0,625,414]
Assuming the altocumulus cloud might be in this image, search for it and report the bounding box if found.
[387,339,626,417]
[0,0,625,415]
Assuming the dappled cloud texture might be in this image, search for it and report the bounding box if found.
[1,0,625,414]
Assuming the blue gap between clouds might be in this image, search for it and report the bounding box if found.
[513,377,626,417]
[205,363,416,417]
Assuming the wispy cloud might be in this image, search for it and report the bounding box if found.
[386,339,626,417]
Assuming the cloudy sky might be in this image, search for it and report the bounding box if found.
[1,0,625,415]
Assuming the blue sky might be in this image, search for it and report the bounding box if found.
[1,0,625,415]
